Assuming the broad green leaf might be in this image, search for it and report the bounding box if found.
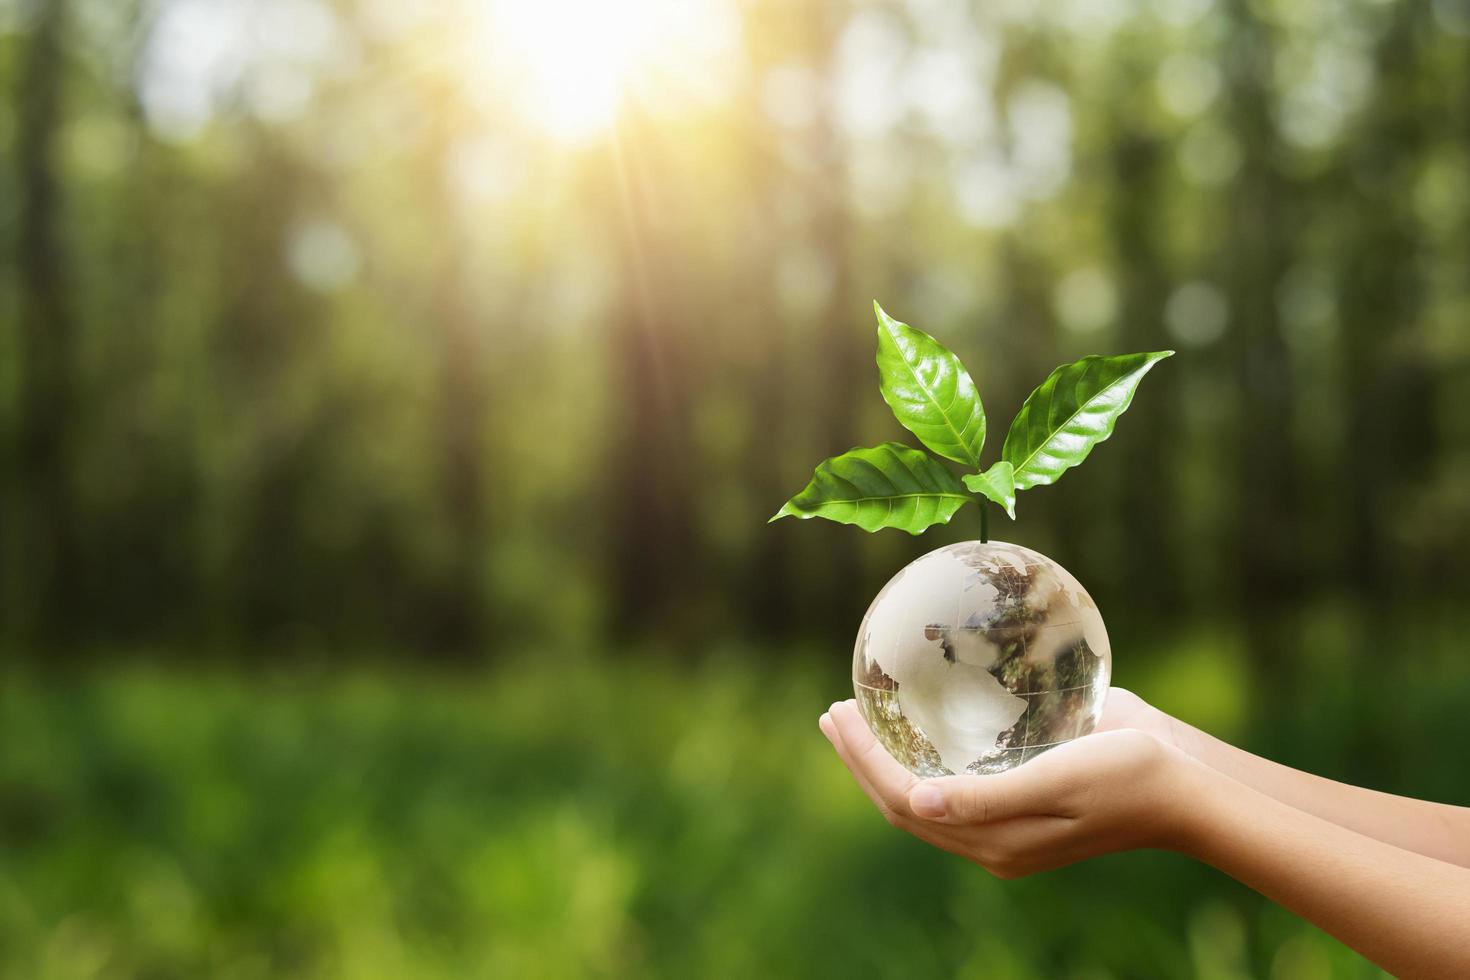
[962,461,1017,519]
[874,302,986,467]
[770,442,972,535]
[1003,351,1174,491]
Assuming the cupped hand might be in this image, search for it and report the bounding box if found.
[1094,687,1180,743]
[819,698,1206,878]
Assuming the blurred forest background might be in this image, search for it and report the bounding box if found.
[2,0,1468,976]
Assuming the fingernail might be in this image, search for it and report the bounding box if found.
[829,701,844,715]
[818,713,834,741]
[911,785,946,818]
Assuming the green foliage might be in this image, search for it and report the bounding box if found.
[874,302,986,466]
[777,308,1170,532]
[1003,352,1175,491]
[962,461,1017,520]
[0,630,1432,978]
[768,442,971,534]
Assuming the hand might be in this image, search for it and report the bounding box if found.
[1094,687,1178,743]
[821,698,1470,978]
[819,699,1204,878]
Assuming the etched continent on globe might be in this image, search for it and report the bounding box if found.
[853,541,1110,777]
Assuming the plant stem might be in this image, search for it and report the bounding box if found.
[980,501,989,544]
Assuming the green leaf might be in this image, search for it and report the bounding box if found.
[962,461,1017,519]
[874,302,986,467]
[1003,351,1175,491]
[770,442,972,535]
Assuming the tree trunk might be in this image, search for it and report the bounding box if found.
[1336,4,1433,600]
[425,101,488,657]
[12,0,77,650]
[1221,0,1300,615]
[1107,107,1179,612]
[604,115,698,641]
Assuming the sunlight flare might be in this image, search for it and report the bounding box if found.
[481,0,736,143]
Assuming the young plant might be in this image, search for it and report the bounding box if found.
[770,302,1173,541]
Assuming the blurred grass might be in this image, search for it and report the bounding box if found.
[6,616,1457,978]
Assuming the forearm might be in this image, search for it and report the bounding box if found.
[1177,763,1470,978]
[1163,712,1470,868]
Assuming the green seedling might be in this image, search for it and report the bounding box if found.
[771,302,1172,540]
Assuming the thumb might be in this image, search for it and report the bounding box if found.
[908,771,1053,824]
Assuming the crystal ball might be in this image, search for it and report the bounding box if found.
[853,540,1110,776]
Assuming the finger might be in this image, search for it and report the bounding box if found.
[824,705,972,847]
[823,701,912,825]
[962,813,1074,860]
[829,700,921,816]
[1093,687,1136,732]
[1094,687,1155,734]
[822,702,897,816]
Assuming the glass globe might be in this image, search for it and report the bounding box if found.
[853,540,1110,777]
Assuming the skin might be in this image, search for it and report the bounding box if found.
[819,691,1470,979]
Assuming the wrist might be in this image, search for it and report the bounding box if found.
[1146,703,1213,767]
[1152,745,1235,855]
